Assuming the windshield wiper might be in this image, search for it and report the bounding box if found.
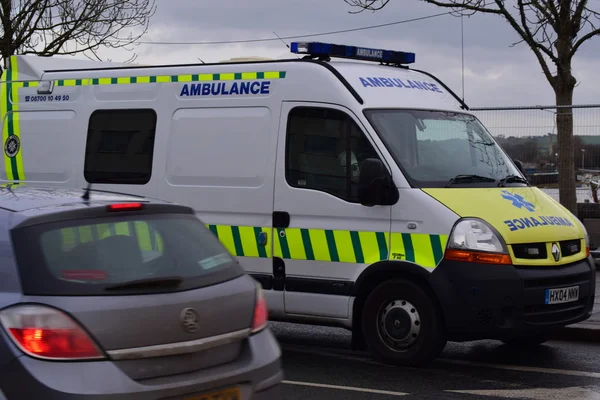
[105,276,183,291]
[445,174,496,187]
[497,174,529,187]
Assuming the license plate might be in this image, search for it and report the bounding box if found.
[184,387,241,400]
[544,285,579,305]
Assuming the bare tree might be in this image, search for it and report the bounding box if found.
[0,0,157,66]
[345,0,600,214]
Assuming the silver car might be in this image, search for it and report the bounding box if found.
[0,185,282,399]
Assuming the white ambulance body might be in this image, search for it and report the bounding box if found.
[1,42,594,366]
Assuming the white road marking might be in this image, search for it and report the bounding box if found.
[283,343,600,379]
[282,344,393,367]
[438,359,600,379]
[282,380,409,396]
[447,386,600,399]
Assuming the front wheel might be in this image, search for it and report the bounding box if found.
[361,279,447,367]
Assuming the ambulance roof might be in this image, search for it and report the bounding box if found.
[287,41,466,111]
[9,41,467,111]
[10,55,133,81]
[330,61,464,111]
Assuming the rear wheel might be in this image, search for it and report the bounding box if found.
[501,333,550,347]
[361,279,446,367]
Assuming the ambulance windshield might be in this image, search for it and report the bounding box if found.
[365,109,523,188]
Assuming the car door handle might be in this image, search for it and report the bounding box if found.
[273,211,290,228]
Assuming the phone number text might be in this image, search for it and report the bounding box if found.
[24,95,70,102]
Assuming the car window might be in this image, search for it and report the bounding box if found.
[84,109,157,185]
[285,106,382,202]
[365,109,518,188]
[11,213,244,296]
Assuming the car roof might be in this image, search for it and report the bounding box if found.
[0,185,167,213]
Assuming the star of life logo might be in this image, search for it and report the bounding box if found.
[4,135,20,158]
[501,190,535,212]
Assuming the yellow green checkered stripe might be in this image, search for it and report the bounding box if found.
[206,224,448,268]
[18,71,286,88]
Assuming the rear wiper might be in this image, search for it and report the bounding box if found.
[445,174,496,188]
[497,174,529,187]
[105,276,183,291]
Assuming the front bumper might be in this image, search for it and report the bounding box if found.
[0,327,282,399]
[428,256,596,341]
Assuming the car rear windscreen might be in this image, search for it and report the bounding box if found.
[11,213,245,295]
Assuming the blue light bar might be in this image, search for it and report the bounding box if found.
[290,41,415,65]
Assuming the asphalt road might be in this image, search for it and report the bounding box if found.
[271,322,600,399]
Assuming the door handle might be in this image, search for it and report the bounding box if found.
[273,211,290,228]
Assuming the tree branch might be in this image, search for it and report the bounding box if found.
[543,0,561,21]
[529,0,558,31]
[572,0,588,29]
[0,0,156,62]
[419,0,503,14]
[343,0,564,86]
[511,0,556,84]
[344,0,389,13]
[570,26,600,56]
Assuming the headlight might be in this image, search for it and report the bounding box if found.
[575,217,590,254]
[448,218,507,253]
[446,218,511,265]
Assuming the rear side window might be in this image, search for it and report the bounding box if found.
[84,109,157,185]
[11,214,244,296]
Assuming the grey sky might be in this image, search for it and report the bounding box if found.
[93,0,600,108]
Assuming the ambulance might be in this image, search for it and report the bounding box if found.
[0,41,595,366]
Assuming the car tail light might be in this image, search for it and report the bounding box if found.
[106,203,144,211]
[0,305,105,360]
[251,286,268,333]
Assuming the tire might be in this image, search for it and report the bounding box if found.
[361,279,447,367]
[501,333,550,347]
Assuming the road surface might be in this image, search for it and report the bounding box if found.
[273,322,600,399]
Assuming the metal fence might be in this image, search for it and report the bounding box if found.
[470,104,600,204]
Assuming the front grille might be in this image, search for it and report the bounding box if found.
[525,299,588,324]
[512,243,547,259]
[560,239,581,257]
[512,239,583,261]
[522,271,590,289]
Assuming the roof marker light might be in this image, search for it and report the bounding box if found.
[106,203,144,211]
[290,41,415,65]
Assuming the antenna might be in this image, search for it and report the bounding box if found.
[272,31,290,49]
[82,182,92,201]
[460,14,465,102]
[197,58,205,64]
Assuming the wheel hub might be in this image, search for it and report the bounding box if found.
[378,300,421,351]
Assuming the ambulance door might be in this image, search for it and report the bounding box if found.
[274,103,392,320]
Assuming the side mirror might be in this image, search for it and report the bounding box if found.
[513,159,526,175]
[358,158,399,206]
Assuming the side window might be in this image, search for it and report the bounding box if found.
[285,106,381,203]
[84,109,157,184]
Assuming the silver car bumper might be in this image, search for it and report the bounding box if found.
[0,327,282,399]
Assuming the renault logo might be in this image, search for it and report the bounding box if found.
[551,243,561,262]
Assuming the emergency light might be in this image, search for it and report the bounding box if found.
[290,41,415,65]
